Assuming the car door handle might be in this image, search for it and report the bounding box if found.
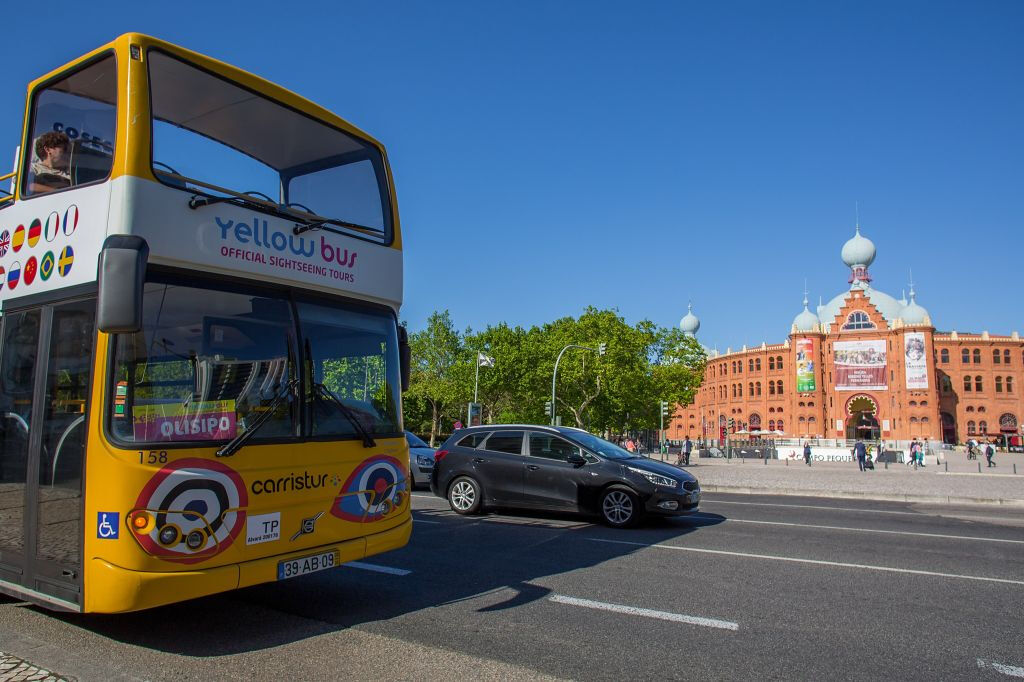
[473,457,486,463]
[526,464,540,471]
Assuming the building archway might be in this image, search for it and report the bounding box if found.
[845,395,880,441]
[941,412,957,444]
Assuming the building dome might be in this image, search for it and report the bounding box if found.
[819,283,904,329]
[680,303,700,337]
[899,289,930,325]
[792,293,820,332]
[841,226,876,268]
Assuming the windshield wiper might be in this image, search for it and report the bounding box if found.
[311,382,377,448]
[215,378,298,458]
[292,218,385,237]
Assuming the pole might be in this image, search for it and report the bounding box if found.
[552,344,598,427]
[474,356,480,405]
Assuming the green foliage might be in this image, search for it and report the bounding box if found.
[403,307,706,440]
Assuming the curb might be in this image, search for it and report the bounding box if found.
[699,484,1024,508]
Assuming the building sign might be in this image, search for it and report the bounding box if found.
[904,332,928,390]
[834,339,887,391]
[795,338,816,392]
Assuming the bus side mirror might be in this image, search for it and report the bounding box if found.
[398,325,411,392]
[97,235,149,333]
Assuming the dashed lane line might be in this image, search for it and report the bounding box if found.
[344,561,412,576]
[700,498,922,515]
[549,595,738,631]
[588,538,1024,586]
[690,513,1024,545]
[977,658,1024,678]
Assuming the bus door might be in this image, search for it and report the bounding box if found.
[0,297,95,608]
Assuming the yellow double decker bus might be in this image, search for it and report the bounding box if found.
[0,34,411,612]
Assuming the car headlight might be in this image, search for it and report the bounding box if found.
[416,455,435,467]
[626,466,677,488]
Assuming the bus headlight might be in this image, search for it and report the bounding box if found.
[158,524,180,546]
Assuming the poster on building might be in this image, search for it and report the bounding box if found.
[904,332,929,390]
[833,339,887,391]
[795,338,816,392]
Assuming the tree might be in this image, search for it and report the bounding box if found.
[404,311,469,446]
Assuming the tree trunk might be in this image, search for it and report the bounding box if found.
[430,400,440,447]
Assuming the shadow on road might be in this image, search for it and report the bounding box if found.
[34,507,725,657]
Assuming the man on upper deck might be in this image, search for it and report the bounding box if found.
[27,131,71,194]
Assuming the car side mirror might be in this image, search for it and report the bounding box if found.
[398,324,411,392]
[567,452,586,467]
[97,235,149,333]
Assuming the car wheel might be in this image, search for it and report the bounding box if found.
[600,486,640,528]
[448,476,482,515]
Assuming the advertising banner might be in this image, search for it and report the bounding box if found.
[133,400,237,442]
[795,338,816,392]
[834,339,887,391]
[904,332,928,390]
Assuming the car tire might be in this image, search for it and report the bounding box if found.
[600,486,641,528]
[447,476,482,515]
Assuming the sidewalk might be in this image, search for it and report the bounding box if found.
[650,452,1024,506]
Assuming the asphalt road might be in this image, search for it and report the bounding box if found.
[0,491,1022,681]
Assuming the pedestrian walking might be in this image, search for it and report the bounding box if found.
[677,436,693,467]
[854,439,867,471]
[908,438,919,469]
[920,437,929,468]
[803,441,812,466]
[625,438,636,453]
[985,441,996,467]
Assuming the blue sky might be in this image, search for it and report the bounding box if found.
[2,1,1021,351]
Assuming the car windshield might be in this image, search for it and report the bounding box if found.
[405,432,430,449]
[562,431,636,460]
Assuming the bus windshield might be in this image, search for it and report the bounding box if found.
[108,278,401,446]
[147,50,392,243]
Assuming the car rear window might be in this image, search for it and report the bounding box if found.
[483,431,523,455]
[456,432,490,449]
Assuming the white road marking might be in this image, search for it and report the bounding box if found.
[589,538,1024,586]
[412,518,441,524]
[701,499,921,516]
[411,493,435,499]
[549,595,738,631]
[978,658,1024,678]
[344,561,411,576]
[690,513,1024,545]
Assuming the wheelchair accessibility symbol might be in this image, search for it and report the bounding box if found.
[97,512,119,539]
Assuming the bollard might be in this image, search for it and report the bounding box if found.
[764,456,767,466]
[978,462,982,473]
[945,461,948,473]
[1014,463,1017,475]
[885,460,888,470]
[785,458,788,466]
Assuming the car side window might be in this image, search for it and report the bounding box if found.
[456,432,490,448]
[529,433,581,462]
[483,431,523,455]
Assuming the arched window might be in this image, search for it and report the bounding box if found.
[996,376,1003,393]
[748,359,754,372]
[755,358,761,371]
[1007,377,1014,393]
[966,406,974,412]
[776,419,784,431]
[769,407,775,413]
[777,356,784,370]
[940,349,949,364]
[776,408,783,414]
[921,417,929,423]
[973,348,981,363]
[920,400,927,406]
[979,421,988,433]
[737,361,742,373]
[807,401,814,407]
[975,375,983,392]
[962,349,970,364]
[768,381,775,395]
[909,400,917,406]
[768,357,775,370]
[731,384,736,398]
[798,401,805,407]
[756,382,762,396]
[808,416,816,423]
[768,419,776,430]
[1000,413,1018,431]
[798,416,806,422]
[749,414,761,430]
[777,380,784,394]
[967,421,976,434]
[963,376,972,392]
[738,383,743,397]
[910,417,918,423]
[842,311,875,330]
[978,406,986,413]
[749,382,754,396]
[1004,349,1010,364]
[994,349,1001,364]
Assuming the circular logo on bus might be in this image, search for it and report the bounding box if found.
[39,252,54,281]
[44,212,60,242]
[27,219,41,248]
[58,245,74,277]
[0,229,9,257]
[12,225,24,252]
[63,205,79,236]
[6,261,20,289]
[330,455,407,523]
[133,459,248,563]
[23,257,37,286]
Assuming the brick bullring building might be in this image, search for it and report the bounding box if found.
[674,227,1023,445]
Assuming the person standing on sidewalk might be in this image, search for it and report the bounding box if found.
[854,439,867,471]
[985,441,996,467]
[803,441,812,466]
[920,437,930,468]
[908,438,920,469]
[678,436,693,467]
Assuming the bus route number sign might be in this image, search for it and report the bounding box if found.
[277,550,340,581]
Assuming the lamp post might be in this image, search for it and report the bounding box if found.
[551,342,606,426]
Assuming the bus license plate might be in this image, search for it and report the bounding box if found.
[277,550,340,580]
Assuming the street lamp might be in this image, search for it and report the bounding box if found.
[551,342,605,426]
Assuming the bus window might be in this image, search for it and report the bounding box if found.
[147,50,392,243]
[297,301,401,438]
[23,55,116,197]
[108,281,298,445]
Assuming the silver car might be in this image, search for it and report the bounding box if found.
[406,431,436,488]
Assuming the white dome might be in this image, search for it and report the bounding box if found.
[841,226,876,268]
[680,303,700,337]
[791,293,819,332]
[900,289,930,325]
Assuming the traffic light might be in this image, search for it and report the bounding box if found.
[728,418,735,432]
[598,342,607,356]
[544,401,552,417]
[660,401,669,416]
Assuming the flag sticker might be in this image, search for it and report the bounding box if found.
[0,229,9,256]
[40,251,54,281]
[44,212,60,242]
[7,261,20,289]
[63,205,79,236]
[23,256,37,286]
[12,225,24,252]
[27,219,41,248]
[58,246,74,277]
